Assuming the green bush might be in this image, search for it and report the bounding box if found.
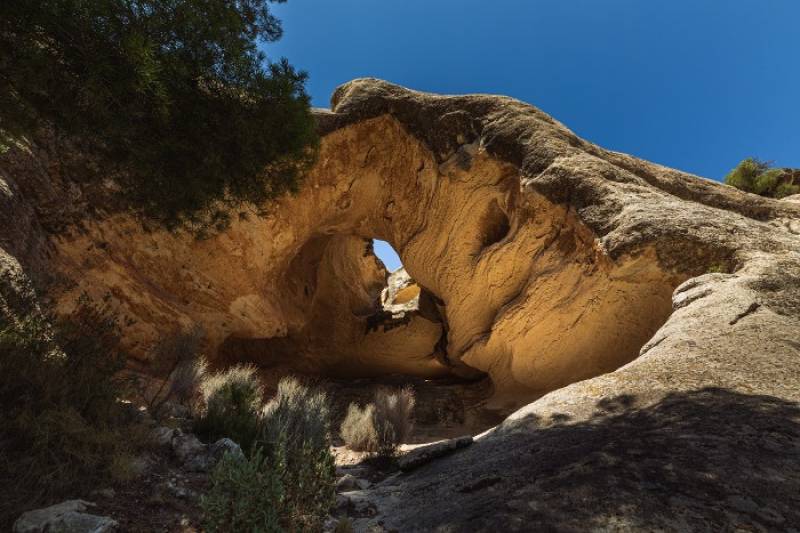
[260,378,336,532]
[0,301,146,528]
[340,386,416,457]
[725,158,799,198]
[199,376,336,532]
[261,377,331,454]
[194,364,264,453]
[201,447,285,533]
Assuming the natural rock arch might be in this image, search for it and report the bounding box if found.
[3,79,798,407]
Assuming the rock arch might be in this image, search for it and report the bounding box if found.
[13,79,795,405]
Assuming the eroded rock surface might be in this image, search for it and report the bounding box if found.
[8,79,795,401]
[2,78,800,531]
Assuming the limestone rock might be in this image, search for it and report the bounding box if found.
[13,500,117,533]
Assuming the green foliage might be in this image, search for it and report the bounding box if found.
[340,386,416,457]
[776,182,800,198]
[260,377,331,454]
[0,301,146,528]
[198,376,336,532]
[724,158,799,199]
[260,378,336,532]
[194,364,264,453]
[201,447,284,533]
[0,0,317,229]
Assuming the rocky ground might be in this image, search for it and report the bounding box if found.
[11,375,498,532]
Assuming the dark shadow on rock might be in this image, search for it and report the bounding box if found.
[377,388,800,532]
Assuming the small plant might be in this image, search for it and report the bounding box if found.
[194,364,264,453]
[198,377,336,532]
[340,403,379,452]
[706,263,728,274]
[200,447,284,533]
[340,386,416,457]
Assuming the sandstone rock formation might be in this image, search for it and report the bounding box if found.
[2,78,799,530]
[2,79,799,404]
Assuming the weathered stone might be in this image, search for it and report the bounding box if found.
[151,426,178,448]
[13,500,117,533]
[336,474,371,492]
[397,435,473,471]
[208,438,244,463]
[2,79,800,531]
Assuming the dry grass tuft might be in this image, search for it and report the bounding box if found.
[340,386,416,457]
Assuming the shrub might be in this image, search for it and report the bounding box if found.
[260,378,336,532]
[200,447,284,533]
[261,377,331,453]
[167,356,208,413]
[725,158,799,198]
[194,364,264,453]
[0,301,145,528]
[340,403,379,452]
[340,386,416,457]
[144,327,206,413]
[335,517,355,533]
[373,386,416,457]
[198,377,336,532]
[775,182,800,198]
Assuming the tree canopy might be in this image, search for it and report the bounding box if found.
[724,158,799,199]
[0,0,317,229]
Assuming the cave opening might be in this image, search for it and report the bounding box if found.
[215,233,500,442]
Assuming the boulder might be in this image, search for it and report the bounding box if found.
[208,438,245,463]
[13,500,117,533]
[397,435,473,471]
[336,474,371,492]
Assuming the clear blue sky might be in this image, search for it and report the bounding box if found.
[266,1,800,272]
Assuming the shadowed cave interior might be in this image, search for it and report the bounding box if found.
[213,225,680,441]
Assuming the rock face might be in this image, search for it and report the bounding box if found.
[2,78,800,530]
[7,79,797,403]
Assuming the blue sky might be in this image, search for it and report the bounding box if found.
[266,1,799,272]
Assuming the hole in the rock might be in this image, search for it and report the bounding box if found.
[215,234,504,443]
[372,239,402,273]
[478,200,510,250]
